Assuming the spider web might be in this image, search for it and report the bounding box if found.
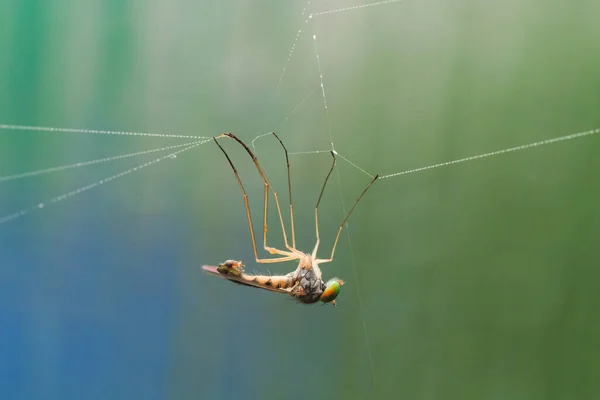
[0,0,597,226]
[1,0,599,397]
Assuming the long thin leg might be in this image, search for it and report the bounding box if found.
[220,133,297,255]
[271,132,296,249]
[213,137,297,263]
[312,151,336,258]
[316,174,379,264]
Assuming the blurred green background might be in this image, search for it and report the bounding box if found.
[1,0,599,399]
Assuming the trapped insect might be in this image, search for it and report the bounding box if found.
[202,133,377,306]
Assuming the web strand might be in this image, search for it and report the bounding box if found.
[334,151,376,179]
[277,86,318,127]
[251,86,318,151]
[277,1,312,87]
[0,141,201,183]
[312,25,377,392]
[0,140,208,225]
[288,128,600,181]
[0,123,209,140]
[379,127,600,180]
[310,0,403,17]
[312,35,334,150]
[288,149,331,155]
[333,167,378,390]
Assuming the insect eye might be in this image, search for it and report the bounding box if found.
[320,279,342,303]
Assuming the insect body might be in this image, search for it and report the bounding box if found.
[202,133,377,306]
[202,259,344,305]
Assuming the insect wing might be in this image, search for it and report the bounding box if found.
[202,265,292,295]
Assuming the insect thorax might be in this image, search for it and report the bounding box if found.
[292,266,326,304]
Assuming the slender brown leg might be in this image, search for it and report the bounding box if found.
[316,174,379,264]
[213,137,297,263]
[312,151,336,258]
[271,132,296,249]
[220,133,297,254]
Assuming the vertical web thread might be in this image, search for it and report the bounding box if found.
[312,33,377,391]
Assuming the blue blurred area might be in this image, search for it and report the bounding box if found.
[1,208,180,399]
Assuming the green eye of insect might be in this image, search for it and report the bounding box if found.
[320,278,343,303]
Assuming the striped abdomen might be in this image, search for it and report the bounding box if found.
[237,273,295,290]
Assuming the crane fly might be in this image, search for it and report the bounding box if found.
[202,133,378,306]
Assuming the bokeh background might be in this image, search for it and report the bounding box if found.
[1,0,599,399]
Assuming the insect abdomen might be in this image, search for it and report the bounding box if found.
[243,274,294,289]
